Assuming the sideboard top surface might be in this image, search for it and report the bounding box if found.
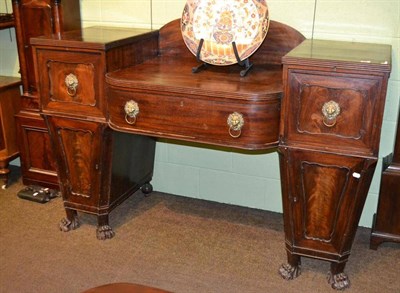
[106,19,307,100]
[30,26,157,50]
[106,57,284,100]
[283,39,392,72]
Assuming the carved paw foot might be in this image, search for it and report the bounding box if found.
[279,263,301,280]
[59,217,80,232]
[327,271,350,290]
[96,225,115,240]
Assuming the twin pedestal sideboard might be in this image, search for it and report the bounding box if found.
[29,19,391,290]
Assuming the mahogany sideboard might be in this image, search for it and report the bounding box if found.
[31,19,391,290]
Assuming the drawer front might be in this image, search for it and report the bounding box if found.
[282,69,386,156]
[36,48,105,119]
[107,87,281,150]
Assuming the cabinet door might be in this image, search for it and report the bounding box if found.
[45,116,111,210]
[15,112,58,188]
[280,148,376,260]
[373,163,400,236]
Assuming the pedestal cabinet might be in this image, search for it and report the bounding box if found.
[370,106,400,249]
[0,76,21,188]
[12,0,81,188]
[279,40,391,290]
[31,26,159,239]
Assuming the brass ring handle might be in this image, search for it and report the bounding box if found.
[227,112,244,138]
[124,100,139,125]
[229,127,242,138]
[125,114,137,125]
[322,100,340,127]
[65,73,78,97]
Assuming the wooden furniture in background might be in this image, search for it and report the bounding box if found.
[370,106,400,249]
[278,40,391,290]
[0,76,21,188]
[0,12,14,29]
[12,0,81,189]
[0,9,19,189]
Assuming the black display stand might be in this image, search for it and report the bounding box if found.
[192,39,253,77]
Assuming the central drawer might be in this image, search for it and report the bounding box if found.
[107,86,281,150]
[105,55,285,150]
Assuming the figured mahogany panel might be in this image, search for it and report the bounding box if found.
[58,128,94,198]
[46,116,105,207]
[284,148,376,259]
[45,115,155,216]
[301,162,349,242]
